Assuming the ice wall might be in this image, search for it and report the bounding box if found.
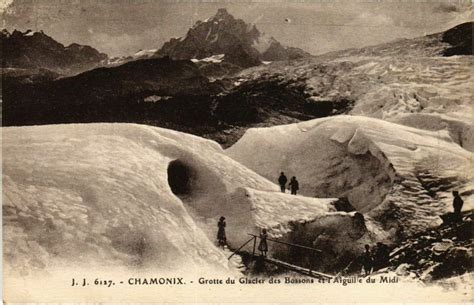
[3,124,276,276]
[226,115,473,237]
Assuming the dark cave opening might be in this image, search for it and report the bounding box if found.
[333,197,357,212]
[167,160,194,196]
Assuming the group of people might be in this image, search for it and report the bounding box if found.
[216,187,466,275]
[217,216,268,256]
[278,172,299,195]
[359,243,391,275]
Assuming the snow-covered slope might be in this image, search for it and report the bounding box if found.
[2,124,234,275]
[133,48,158,58]
[191,54,225,63]
[348,56,473,123]
[238,55,472,124]
[227,116,473,237]
[229,22,473,150]
[3,123,364,277]
[106,49,158,66]
[389,113,474,152]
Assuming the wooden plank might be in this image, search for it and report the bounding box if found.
[264,257,333,280]
[252,236,257,256]
[228,237,255,260]
[248,233,322,253]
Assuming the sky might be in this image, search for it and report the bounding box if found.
[2,0,473,57]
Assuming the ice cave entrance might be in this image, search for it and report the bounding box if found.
[167,160,195,197]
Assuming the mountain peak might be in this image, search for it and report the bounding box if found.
[1,28,11,38]
[215,8,231,18]
[2,29,108,74]
[155,8,310,68]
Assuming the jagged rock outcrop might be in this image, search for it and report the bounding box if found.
[441,22,473,56]
[155,8,310,67]
[388,212,472,281]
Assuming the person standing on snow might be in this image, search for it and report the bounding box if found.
[278,172,288,193]
[362,244,373,276]
[452,191,464,219]
[288,176,299,195]
[258,228,268,257]
[217,216,227,248]
[372,242,390,271]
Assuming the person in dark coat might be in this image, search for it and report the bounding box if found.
[362,244,373,276]
[288,176,299,195]
[372,242,390,271]
[278,172,288,193]
[217,216,227,248]
[452,191,464,219]
[258,229,268,257]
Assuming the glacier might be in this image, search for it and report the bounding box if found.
[2,117,472,302]
[3,117,472,288]
[227,115,473,237]
[3,123,357,277]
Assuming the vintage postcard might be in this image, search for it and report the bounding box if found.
[1,0,473,303]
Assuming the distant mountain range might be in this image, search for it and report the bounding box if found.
[0,8,310,79]
[2,19,472,146]
[1,29,108,75]
[155,8,310,67]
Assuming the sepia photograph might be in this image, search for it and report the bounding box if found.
[1,0,473,303]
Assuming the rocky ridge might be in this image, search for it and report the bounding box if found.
[1,29,108,75]
[156,8,310,68]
